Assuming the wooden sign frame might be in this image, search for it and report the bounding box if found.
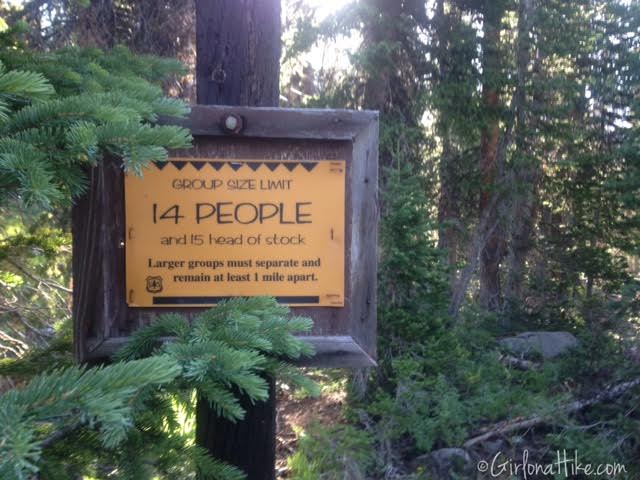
[73,105,378,367]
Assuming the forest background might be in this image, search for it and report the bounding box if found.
[0,0,639,478]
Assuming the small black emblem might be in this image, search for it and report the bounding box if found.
[146,276,163,293]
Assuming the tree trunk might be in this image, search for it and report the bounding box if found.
[194,1,281,478]
[438,138,460,279]
[195,0,281,106]
[478,0,506,312]
[434,0,460,281]
[505,0,537,308]
[361,0,402,176]
[196,379,277,479]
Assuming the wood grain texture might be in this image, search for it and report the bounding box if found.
[87,335,375,369]
[196,376,277,480]
[195,0,281,106]
[73,157,128,363]
[160,105,378,140]
[349,118,379,360]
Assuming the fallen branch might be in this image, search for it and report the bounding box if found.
[464,377,640,449]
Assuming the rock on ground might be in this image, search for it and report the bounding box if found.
[410,448,474,479]
[499,331,579,359]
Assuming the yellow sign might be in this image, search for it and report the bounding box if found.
[125,158,345,307]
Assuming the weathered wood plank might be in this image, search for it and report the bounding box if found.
[160,105,378,140]
[72,166,101,363]
[87,336,376,368]
[349,118,379,359]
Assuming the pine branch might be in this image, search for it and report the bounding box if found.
[0,356,181,477]
[0,69,54,103]
[190,445,247,480]
[113,299,316,423]
[0,45,192,209]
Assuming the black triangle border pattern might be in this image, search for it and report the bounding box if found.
[152,160,320,172]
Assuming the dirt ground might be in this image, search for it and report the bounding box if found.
[275,377,347,478]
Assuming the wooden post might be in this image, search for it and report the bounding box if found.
[194,1,281,478]
[195,0,281,107]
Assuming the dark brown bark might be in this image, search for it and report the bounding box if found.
[361,0,425,178]
[194,1,281,478]
[75,1,117,49]
[74,1,195,55]
[196,379,276,480]
[451,1,531,320]
[195,0,281,106]
[438,138,460,277]
[505,199,537,302]
[361,0,402,176]
[504,0,539,306]
[478,0,506,312]
[362,0,402,110]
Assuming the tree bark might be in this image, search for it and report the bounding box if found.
[434,0,461,281]
[361,0,402,177]
[194,1,281,478]
[361,0,401,108]
[361,0,426,179]
[438,138,460,279]
[504,0,536,309]
[196,379,277,479]
[478,0,506,312]
[195,0,281,106]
